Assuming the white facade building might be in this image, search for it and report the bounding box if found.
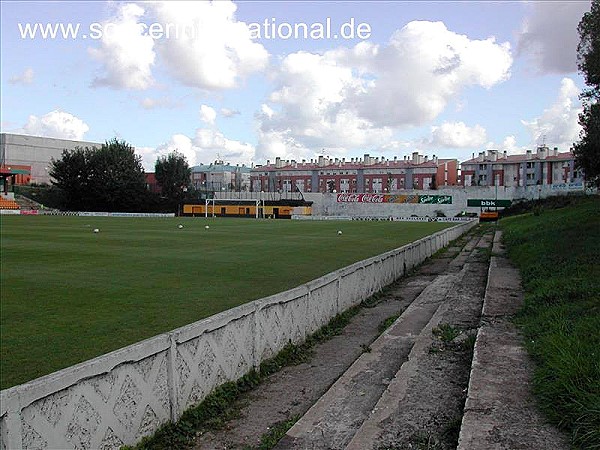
[0,133,102,185]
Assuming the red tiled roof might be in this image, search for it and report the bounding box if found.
[253,160,446,172]
[461,151,573,165]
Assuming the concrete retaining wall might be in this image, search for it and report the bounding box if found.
[313,185,587,218]
[215,186,590,219]
[0,220,477,449]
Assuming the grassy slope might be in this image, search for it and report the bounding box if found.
[500,196,600,449]
[0,216,451,389]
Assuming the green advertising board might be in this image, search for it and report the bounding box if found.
[418,195,453,204]
[467,199,512,208]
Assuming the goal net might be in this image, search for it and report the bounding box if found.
[204,198,265,218]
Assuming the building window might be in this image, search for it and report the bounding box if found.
[372,178,383,193]
[340,178,350,192]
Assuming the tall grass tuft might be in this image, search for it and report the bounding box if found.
[501,196,600,449]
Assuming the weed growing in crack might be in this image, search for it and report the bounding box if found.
[430,326,478,355]
[378,313,401,333]
[432,324,461,343]
[407,431,444,450]
[245,415,301,450]
[441,415,464,446]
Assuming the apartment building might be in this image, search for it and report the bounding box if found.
[460,146,583,187]
[250,152,458,193]
[191,161,252,192]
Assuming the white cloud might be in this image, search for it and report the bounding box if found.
[139,96,178,109]
[9,67,34,85]
[499,136,526,155]
[139,127,255,171]
[89,3,155,90]
[521,78,582,149]
[256,21,512,162]
[193,128,255,164]
[256,129,312,162]
[426,122,488,148]
[150,1,269,89]
[155,134,197,167]
[220,107,241,117]
[480,135,528,157]
[517,2,591,74]
[260,104,274,119]
[353,21,513,127]
[256,50,392,161]
[135,146,161,171]
[199,104,217,125]
[22,110,89,140]
[87,1,268,91]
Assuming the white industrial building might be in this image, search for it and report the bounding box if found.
[0,133,102,185]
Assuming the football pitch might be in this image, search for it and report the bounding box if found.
[0,215,452,389]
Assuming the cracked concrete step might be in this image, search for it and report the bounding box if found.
[275,271,461,450]
[345,238,489,450]
[457,232,569,450]
[345,295,452,450]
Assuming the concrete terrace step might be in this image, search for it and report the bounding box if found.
[275,230,492,450]
[346,236,490,449]
[345,287,454,450]
[276,271,462,450]
[457,231,569,450]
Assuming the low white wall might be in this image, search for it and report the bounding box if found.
[0,220,477,449]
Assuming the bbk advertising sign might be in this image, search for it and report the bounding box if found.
[467,199,512,207]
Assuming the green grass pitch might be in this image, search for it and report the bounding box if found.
[0,215,452,389]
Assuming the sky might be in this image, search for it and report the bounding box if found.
[0,0,592,171]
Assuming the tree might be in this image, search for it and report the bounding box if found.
[575,0,600,187]
[154,151,192,209]
[89,139,149,211]
[327,180,336,193]
[430,175,438,190]
[49,138,149,211]
[48,146,94,210]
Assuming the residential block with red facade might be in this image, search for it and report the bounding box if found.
[460,146,584,187]
[250,152,458,193]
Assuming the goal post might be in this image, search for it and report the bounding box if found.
[205,198,264,218]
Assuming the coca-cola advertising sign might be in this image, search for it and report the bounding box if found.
[337,193,385,203]
[337,193,453,204]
